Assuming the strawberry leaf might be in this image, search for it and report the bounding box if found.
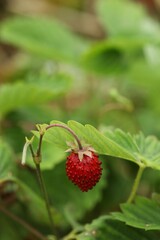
[32,120,160,170]
[112,196,160,230]
[76,216,159,240]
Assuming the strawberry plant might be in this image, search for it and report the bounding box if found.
[0,0,160,239]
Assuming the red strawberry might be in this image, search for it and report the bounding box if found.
[66,149,102,192]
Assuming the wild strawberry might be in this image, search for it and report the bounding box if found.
[66,148,102,192]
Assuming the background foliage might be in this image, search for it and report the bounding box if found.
[0,0,160,239]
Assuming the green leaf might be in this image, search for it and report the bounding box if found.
[0,73,71,118]
[96,0,160,39]
[76,216,159,240]
[104,129,160,170]
[67,121,135,160]
[0,138,15,182]
[0,16,86,63]
[33,120,136,162]
[68,121,160,170]
[33,121,160,170]
[112,197,160,230]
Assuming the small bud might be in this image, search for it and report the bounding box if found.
[21,136,34,165]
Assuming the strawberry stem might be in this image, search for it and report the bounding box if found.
[46,123,83,150]
[35,163,58,237]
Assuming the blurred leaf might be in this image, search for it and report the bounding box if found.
[0,138,15,182]
[112,197,160,230]
[152,193,160,203]
[96,0,160,40]
[81,38,145,74]
[129,60,160,114]
[27,72,72,95]
[0,73,71,118]
[76,216,159,240]
[18,105,58,124]
[0,217,22,240]
[3,125,25,153]
[109,88,133,110]
[0,16,86,63]
[33,121,160,170]
[81,40,128,74]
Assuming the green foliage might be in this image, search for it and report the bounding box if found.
[0,0,160,239]
[0,138,15,182]
[0,16,87,63]
[33,120,160,170]
[0,73,72,118]
[82,39,130,74]
[82,0,160,74]
[96,0,160,39]
[76,216,159,240]
[112,197,160,230]
[0,217,22,240]
[104,129,160,170]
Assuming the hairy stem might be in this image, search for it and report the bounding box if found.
[0,204,47,240]
[36,134,44,158]
[46,123,83,150]
[35,163,57,237]
[127,166,145,204]
[29,144,57,237]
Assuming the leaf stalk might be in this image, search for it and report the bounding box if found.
[127,166,145,204]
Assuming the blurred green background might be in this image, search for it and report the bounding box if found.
[0,0,160,239]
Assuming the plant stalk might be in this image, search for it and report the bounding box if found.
[29,144,57,237]
[35,163,57,237]
[46,123,83,150]
[36,134,44,158]
[127,166,145,204]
